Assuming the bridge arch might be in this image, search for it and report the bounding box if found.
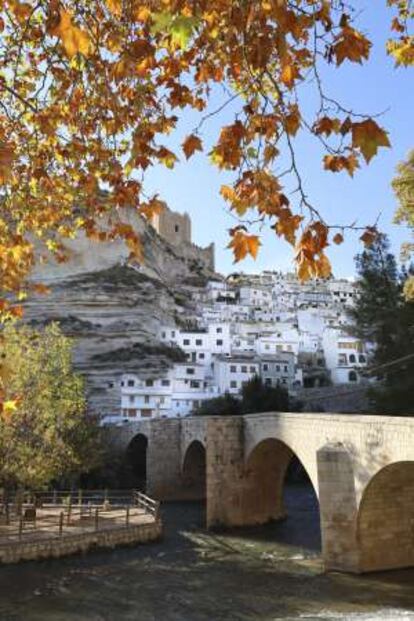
[357,460,414,572]
[181,440,206,500]
[124,432,148,490]
[243,438,320,533]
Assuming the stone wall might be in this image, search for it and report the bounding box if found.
[0,521,162,565]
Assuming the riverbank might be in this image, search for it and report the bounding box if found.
[0,487,413,621]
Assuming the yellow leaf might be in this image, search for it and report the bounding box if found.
[49,9,92,58]
[106,0,122,17]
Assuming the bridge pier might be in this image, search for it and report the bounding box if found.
[146,419,186,500]
[317,444,360,572]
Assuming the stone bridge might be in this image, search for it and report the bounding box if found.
[113,412,414,574]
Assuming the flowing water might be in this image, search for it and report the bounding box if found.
[0,485,412,621]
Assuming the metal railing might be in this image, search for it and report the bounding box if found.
[0,489,160,548]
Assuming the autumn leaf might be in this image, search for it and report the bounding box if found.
[182,134,203,159]
[333,26,371,65]
[323,153,359,176]
[228,230,261,262]
[106,0,122,17]
[352,119,391,163]
[48,9,92,58]
[0,143,14,183]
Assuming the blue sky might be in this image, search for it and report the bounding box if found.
[145,4,413,277]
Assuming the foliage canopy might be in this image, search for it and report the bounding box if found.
[0,323,101,488]
[349,235,414,415]
[0,0,413,316]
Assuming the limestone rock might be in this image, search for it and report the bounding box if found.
[24,212,217,416]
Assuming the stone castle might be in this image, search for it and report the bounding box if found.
[151,207,215,272]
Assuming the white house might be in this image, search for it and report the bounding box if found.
[322,329,368,384]
[213,355,260,395]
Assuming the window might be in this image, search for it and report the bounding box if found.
[108,382,114,388]
[186,368,195,375]
[265,344,270,350]
[276,365,280,372]
[230,381,237,388]
[175,401,180,407]
[121,381,124,387]
[174,224,179,233]
[199,353,205,360]
[338,353,347,365]
[216,327,222,333]
[349,370,357,382]
[241,365,247,373]
[127,379,135,387]
[171,331,175,337]
[161,379,170,387]
[183,339,190,346]
[190,380,200,388]
[161,332,166,338]
[196,339,203,346]
[145,379,154,387]
[250,366,256,372]
[359,354,366,363]
[216,339,223,346]
[129,395,134,404]
[144,395,150,404]
[141,409,152,418]
[263,363,268,371]
[128,409,137,418]
[159,396,165,404]
[284,365,288,372]
[282,378,287,384]
[349,354,356,364]
[265,378,272,386]
[230,365,237,373]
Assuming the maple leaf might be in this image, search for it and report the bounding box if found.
[333,26,371,65]
[314,117,341,137]
[228,230,261,262]
[48,9,92,58]
[323,154,359,177]
[280,63,300,89]
[284,105,301,136]
[352,119,391,163]
[182,134,203,159]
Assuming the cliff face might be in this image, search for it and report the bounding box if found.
[23,211,217,415]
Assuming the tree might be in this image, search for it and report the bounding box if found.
[349,235,414,415]
[194,375,294,416]
[0,323,102,489]
[392,150,414,300]
[0,0,412,320]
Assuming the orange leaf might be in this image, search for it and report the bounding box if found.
[182,134,203,160]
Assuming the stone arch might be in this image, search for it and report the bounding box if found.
[357,461,414,572]
[242,438,319,530]
[181,440,206,500]
[124,433,148,490]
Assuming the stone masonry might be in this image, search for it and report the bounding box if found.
[113,412,414,573]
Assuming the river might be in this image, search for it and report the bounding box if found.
[0,485,413,621]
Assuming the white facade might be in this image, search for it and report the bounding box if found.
[108,271,370,423]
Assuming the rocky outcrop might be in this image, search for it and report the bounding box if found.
[23,210,217,416]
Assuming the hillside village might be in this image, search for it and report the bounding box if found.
[110,215,371,423]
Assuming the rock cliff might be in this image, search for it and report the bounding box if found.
[23,210,217,416]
